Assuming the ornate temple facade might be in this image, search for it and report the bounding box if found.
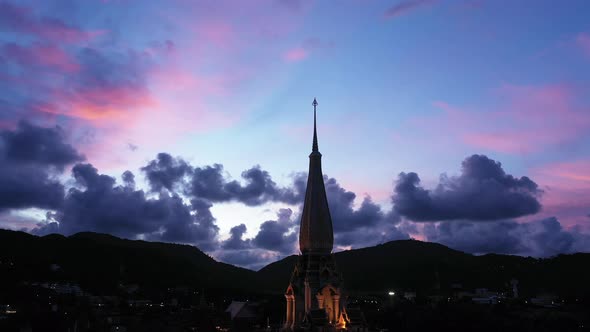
[284,99,366,332]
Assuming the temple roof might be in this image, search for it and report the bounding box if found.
[299,98,334,254]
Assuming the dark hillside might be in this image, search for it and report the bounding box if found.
[257,239,590,298]
[0,230,258,294]
[2,230,589,298]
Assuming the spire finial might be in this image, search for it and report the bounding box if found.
[312,98,319,152]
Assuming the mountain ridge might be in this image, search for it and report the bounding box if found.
[1,229,589,297]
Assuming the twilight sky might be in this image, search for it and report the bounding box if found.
[1,0,589,270]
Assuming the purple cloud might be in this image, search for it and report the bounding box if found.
[393,155,542,221]
[424,217,590,257]
[0,121,83,212]
[32,164,220,251]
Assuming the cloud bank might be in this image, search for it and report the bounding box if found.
[0,121,84,212]
[393,155,542,221]
[0,123,588,270]
[424,217,590,257]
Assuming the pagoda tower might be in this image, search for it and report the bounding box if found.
[284,99,349,331]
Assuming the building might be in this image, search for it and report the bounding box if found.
[225,301,264,331]
[284,99,366,331]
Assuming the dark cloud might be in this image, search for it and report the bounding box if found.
[71,163,114,189]
[146,159,290,205]
[0,121,84,169]
[287,172,308,202]
[322,176,408,248]
[217,216,293,270]
[218,217,294,270]
[141,153,191,192]
[221,223,251,250]
[187,164,287,205]
[188,164,299,206]
[326,178,384,233]
[146,197,219,251]
[0,121,83,212]
[527,218,581,257]
[122,170,135,188]
[32,164,219,251]
[0,163,65,212]
[14,153,309,255]
[424,217,590,257]
[188,164,232,201]
[253,208,298,254]
[423,220,525,254]
[393,154,542,221]
[225,166,283,206]
[185,198,220,251]
[140,154,305,205]
[36,163,155,237]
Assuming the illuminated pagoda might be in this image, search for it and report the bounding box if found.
[284,99,366,331]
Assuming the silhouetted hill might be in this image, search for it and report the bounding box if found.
[0,229,257,294]
[258,240,590,297]
[2,230,589,298]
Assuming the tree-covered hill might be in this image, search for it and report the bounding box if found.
[1,229,589,298]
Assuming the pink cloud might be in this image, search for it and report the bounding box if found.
[426,84,590,154]
[71,64,244,170]
[576,32,590,58]
[530,160,590,227]
[384,0,438,19]
[284,47,308,62]
[1,0,312,171]
[534,160,590,189]
[283,38,335,62]
[46,86,157,122]
[462,133,535,154]
[1,43,79,72]
[21,46,161,123]
[197,21,234,48]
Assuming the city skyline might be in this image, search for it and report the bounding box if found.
[1,0,590,270]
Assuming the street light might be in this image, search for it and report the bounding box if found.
[388,291,395,296]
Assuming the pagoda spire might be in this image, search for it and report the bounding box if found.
[284,98,359,331]
[312,98,319,152]
[299,98,334,254]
